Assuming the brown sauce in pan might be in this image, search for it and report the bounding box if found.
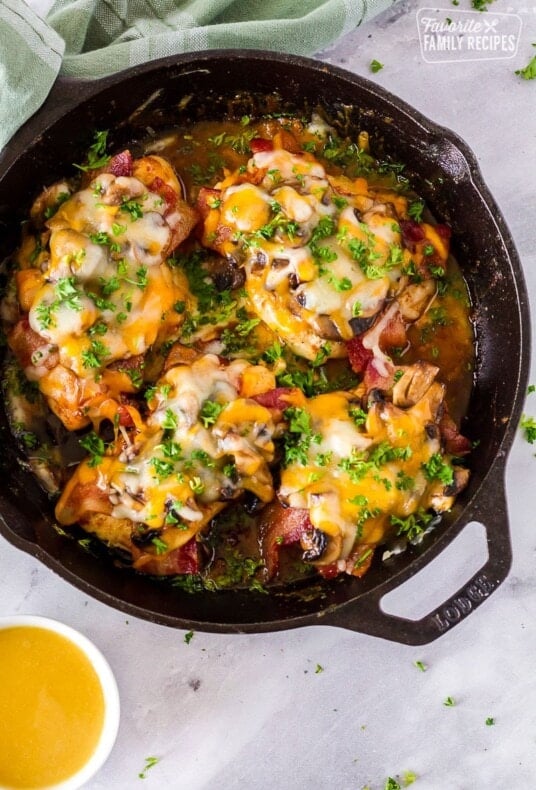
[3,115,475,591]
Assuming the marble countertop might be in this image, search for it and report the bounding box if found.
[4,1,536,788]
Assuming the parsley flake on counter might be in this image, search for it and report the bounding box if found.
[414,660,427,672]
[315,663,324,674]
[516,46,536,80]
[486,716,495,726]
[443,696,455,707]
[471,0,496,10]
[384,779,401,790]
[370,59,384,73]
[138,756,160,779]
[184,630,194,645]
[520,414,536,444]
[527,384,536,394]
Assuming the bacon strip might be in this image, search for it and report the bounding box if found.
[105,150,133,177]
[258,500,312,578]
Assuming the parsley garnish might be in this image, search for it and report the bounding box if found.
[282,406,321,467]
[56,276,82,311]
[184,630,194,644]
[443,696,455,707]
[151,458,175,480]
[120,198,144,220]
[162,408,177,431]
[199,400,224,427]
[189,476,205,495]
[263,341,283,363]
[408,199,425,222]
[421,453,454,485]
[520,414,536,443]
[349,406,367,426]
[74,130,111,172]
[89,231,121,253]
[151,536,168,554]
[81,340,109,369]
[79,431,106,466]
[516,46,536,80]
[390,510,434,541]
[370,59,384,73]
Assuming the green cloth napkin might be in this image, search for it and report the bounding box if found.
[1,0,396,150]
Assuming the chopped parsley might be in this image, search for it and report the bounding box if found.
[520,414,536,444]
[370,59,384,73]
[189,476,205,495]
[151,458,175,480]
[515,46,536,80]
[421,453,454,486]
[263,341,283,363]
[151,536,168,554]
[485,716,495,726]
[443,696,455,707]
[414,660,427,672]
[349,406,367,426]
[74,130,111,172]
[89,231,121,253]
[56,277,82,310]
[138,756,160,780]
[408,199,425,222]
[199,400,224,427]
[184,630,194,644]
[471,0,495,10]
[390,509,435,541]
[162,408,178,431]
[282,406,321,467]
[79,431,106,467]
[120,198,144,220]
[81,339,109,369]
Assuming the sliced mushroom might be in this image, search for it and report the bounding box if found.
[204,255,246,292]
[300,527,328,562]
[308,314,343,341]
[397,280,436,322]
[392,361,439,408]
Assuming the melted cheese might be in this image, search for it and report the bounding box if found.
[18,161,197,429]
[279,387,446,563]
[203,147,410,361]
[56,356,278,554]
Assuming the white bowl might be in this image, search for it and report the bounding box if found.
[0,615,120,790]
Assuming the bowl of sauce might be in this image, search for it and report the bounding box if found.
[0,615,120,789]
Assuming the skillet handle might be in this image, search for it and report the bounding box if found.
[319,460,512,645]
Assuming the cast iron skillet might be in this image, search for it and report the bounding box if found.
[0,51,529,645]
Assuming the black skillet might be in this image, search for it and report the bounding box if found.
[0,51,529,645]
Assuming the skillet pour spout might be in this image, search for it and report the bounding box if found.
[0,50,529,644]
